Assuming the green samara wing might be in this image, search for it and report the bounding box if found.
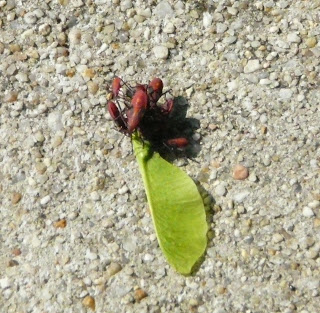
[132,134,207,274]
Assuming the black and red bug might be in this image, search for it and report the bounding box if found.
[127,89,148,133]
[148,78,164,104]
[107,76,193,157]
[166,138,189,149]
[111,77,122,98]
[107,101,127,131]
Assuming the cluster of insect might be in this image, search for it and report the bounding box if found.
[107,77,189,151]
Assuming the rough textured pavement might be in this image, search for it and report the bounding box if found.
[1,1,320,312]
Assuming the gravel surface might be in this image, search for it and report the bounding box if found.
[1,0,320,312]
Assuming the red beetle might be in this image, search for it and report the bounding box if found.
[148,78,164,104]
[166,138,189,148]
[135,83,148,93]
[111,77,122,98]
[107,101,127,130]
[127,89,148,133]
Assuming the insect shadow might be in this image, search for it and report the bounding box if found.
[153,96,202,162]
[190,182,216,275]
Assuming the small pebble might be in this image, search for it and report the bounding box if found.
[302,206,314,217]
[216,285,227,295]
[68,28,82,45]
[54,219,67,228]
[0,277,11,289]
[279,88,293,100]
[7,64,17,76]
[82,68,95,79]
[73,0,84,7]
[87,81,99,94]
[306,249,319,260]
[233,191,250,203]
[143,253,154,262]
[314,218,320,228]
[216,23,228,34]
[35,162,47,174]
[42,288,53,300]
[202,40,214,51]
[134,288,148,301]
[51,135,63,148]
[134,15,146,23]
[40,195,51,206]
[97,43,107,55]
[233,165,249,180]
[90,191,101,201]
[16,72,29,82]
[287,33,301,43]
[305,37,317,48]
[189,298,199,307]
[227,7,238,16]
[153,46,169,59]
[106,262,122,277]
[120,0,132,11]
[118,185,129,195]
[11,192,22,204]
[163,22,175,34]
[223,36,237,45]
[85,250,97,260]
[192,133,201,141]
[82,296,95,311]
[4,91,18,103]
[189,10,199,19]
[272,233,284,243]
[48,112,63,132]
[215,184,227,196]
[154,1,174,18]
[244,60,261,73]
[248,172,257,182]
[39,24,51,36]
[308,200,320,209]
[9,44,21,53]
[203,12,213,28]
[263,157,271,167]
[24,12,37,24]
[33,9,44,18]
[12,248,21,256]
